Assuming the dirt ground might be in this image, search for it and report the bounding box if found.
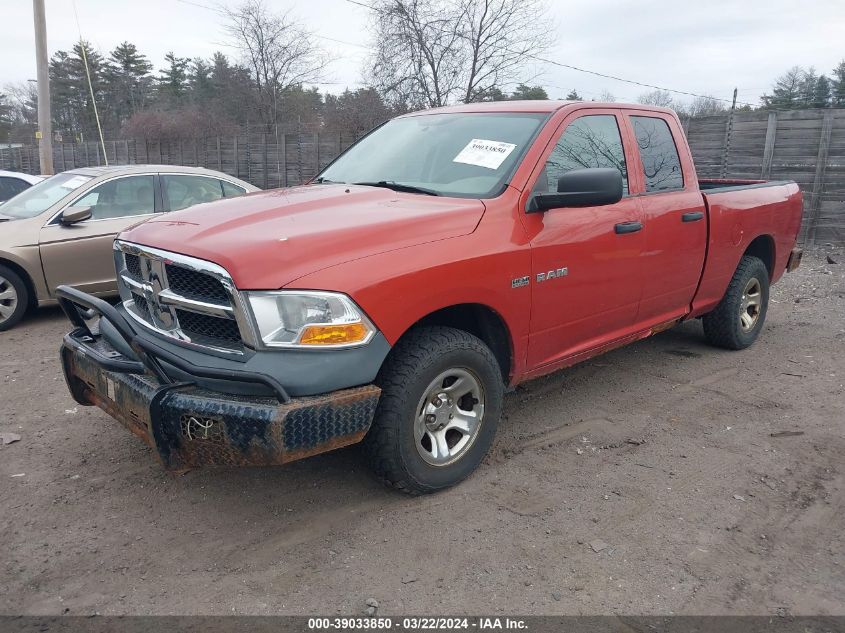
[1,251,843,617]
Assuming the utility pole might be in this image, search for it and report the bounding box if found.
[33,0,53,175]
[731,87,738,111]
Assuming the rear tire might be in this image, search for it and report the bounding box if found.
[702,255,769,350]
[0,265,29,331]
[363,326,503,495]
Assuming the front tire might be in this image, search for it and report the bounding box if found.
[363,326,503,495]
[0,265,29,331]
[702,255,770,350]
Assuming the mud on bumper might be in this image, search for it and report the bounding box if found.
[57,287,381,471]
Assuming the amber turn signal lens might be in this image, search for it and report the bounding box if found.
[298,322,370,345]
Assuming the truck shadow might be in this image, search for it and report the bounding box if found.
[165,320,712,509]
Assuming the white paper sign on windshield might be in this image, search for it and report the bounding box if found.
[453,139,517,170]
[60,176,90,190]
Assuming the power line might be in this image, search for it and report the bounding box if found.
[339,0,758,107]
[174,0,219,11]
[529,54,757,108]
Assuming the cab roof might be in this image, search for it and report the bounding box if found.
[399,100,678,117]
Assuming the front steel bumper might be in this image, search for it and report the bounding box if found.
[57,286,381,471]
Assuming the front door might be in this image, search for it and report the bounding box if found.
[39,174,158,296]
[523,111,645,369]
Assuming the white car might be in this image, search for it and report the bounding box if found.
[0,170,44,202]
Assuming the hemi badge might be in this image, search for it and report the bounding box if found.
[511,276,530,289]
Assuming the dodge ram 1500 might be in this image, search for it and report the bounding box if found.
[57,101,804,494]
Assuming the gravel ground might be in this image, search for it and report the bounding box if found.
[1,251,843,616]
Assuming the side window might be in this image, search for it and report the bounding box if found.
[535,114,628,196]
[221,180,246,197]
[630,116,684,192]
[0,176,31,201]
[75,176,155,220]
[162,175,224,211]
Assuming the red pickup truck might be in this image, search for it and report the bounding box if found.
[58,101,803,494]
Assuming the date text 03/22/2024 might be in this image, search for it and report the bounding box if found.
[307,616,528,630]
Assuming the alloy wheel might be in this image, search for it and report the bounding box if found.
[0,275,18,325]
[739,277,762,331]
[414,368,485,467]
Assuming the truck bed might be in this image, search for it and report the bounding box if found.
[689,179,803,320]
[698,178,793,192]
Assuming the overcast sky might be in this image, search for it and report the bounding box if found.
[3,0,845,107]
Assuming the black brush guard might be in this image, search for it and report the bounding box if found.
[57,286,381,471]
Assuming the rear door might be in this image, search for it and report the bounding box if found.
[39,174,159,296]
[622,111,707,325]
[523,109,645,369]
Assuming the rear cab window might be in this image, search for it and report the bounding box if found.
[630,116,684,192]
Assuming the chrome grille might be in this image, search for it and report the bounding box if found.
[175,309,241,347]
[115,241,252,354]
[165,264,229,305]
[133,294,152,322]
[125,253,143,279]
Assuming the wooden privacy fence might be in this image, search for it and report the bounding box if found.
[3,107,845,244]
[683,108,845,245]
[0,132,361,192]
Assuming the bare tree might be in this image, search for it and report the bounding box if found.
[460,0,551,103]
[637,89,675,108]
[224,0,327,128]
[368,0,551,109]
[684,95,727,118]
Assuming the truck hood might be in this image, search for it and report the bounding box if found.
[121,184,486,289]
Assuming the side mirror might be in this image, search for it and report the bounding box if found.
[59,206,92,225]
[528,168,623,213]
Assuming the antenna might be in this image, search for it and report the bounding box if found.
[72,0,108,165]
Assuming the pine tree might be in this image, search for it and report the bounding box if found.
[103,42,153,133]
[511,84,548,100]
[832,60,845,107]
[565,89,582,101]
[188,58,214,105]
[208,52,257,125]
[158,52,190,106]
[761,67,804,109]
[0,91,13,142]
[48,42,106,140]
[49,50,75,136]
[799,67,818,107]
[71,41,106,139]
[811,75,831,108]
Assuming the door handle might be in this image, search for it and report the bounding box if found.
[615,221,643,234]
[682,211,704,222]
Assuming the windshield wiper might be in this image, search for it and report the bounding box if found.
[313,177,338,184]
[353,181,440,196]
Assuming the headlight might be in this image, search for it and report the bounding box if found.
[244,291,376,348]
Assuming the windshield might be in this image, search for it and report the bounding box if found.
[317,112,547,198]
[0,172,92,219]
